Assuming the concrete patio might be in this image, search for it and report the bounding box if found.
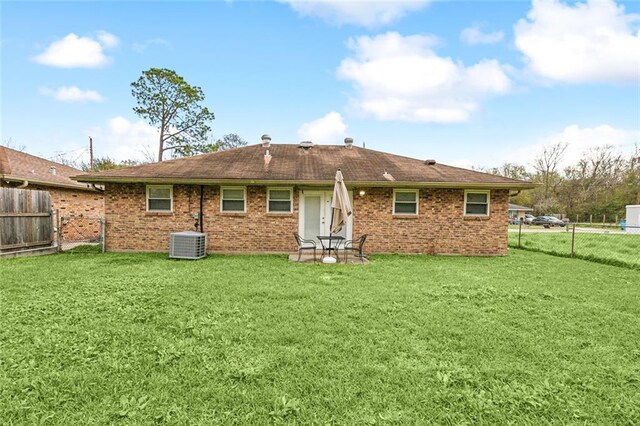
[288,251,369,264]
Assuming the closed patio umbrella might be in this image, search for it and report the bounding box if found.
[325,169,352,262]
[330,169,352,234]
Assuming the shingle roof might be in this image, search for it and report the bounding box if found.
[509,203,534,211]
[73,144,536,189]
[0,146,96,191]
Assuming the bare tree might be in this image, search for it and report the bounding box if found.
[215,133,248,151]
[1,137,26,152]
[532,142,567,198]
[140,144,158,163]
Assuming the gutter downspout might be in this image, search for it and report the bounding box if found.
[91,184,105,193]
[199,185,204,233]
[18,180,29,188]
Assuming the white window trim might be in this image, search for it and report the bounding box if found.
[267,187,293,213]
[393,189,419,215]
[146,185,173,212]
[464,190,491,216]
[220,186,247,213]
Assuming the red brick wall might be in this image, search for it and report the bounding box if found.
[105,184,197,252]
[352,188,509,256]
[205,186,299,252]
[0,183,105,242]
[31,185,104,241]
[105,183,508,255]
[52,188,104,219]
[25,184,105,218]
[104,184,299,252]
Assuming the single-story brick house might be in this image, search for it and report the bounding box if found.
[73,138,535,255]
[0,145,104,218]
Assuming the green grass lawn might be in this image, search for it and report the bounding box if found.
[509,230,640,269]
[1,251,639,424]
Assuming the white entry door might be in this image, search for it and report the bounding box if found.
[299,190,352,242]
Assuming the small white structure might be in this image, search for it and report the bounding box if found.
[625,205,640,234]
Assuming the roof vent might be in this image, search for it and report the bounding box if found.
[49,166,57,176]
[299,141,314,149]
[344,137,354,149]
[261,134,271,147]
[383,168,395,181]
[424,159,436,165]
[264,149,272,169]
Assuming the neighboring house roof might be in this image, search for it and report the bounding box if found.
[74,144,536,189]
[0,146,97,191]
[508,203,534,211]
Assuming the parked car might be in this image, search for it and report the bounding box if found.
[523,214,536,224]
[531,216,566,227]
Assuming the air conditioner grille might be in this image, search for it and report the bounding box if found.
[169,231,207,259]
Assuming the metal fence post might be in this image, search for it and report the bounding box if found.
[571,223,576,258]
[100,218,106,253]
[518,220,522,248]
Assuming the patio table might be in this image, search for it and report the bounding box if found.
[317,235,345,261]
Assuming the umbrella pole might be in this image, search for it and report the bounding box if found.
[328,208,334,258]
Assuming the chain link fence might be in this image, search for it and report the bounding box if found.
[509,222,640,270]
[58,215,105,253]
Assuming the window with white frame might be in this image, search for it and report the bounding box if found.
[464,190,490,215]
[268,188,292,213]
[393,189,418,215]
[146,185,173,212]
[221,187,246,212]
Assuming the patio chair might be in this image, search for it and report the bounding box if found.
[344,234,368,263]
[294,233,317,263]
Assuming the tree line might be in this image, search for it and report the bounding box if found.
[47,132,248,172]
[478,142,640,222]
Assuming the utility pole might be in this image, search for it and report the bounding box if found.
[89,136,94,171]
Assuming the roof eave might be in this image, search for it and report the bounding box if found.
[72,175,538,190]
[2,174,100,192]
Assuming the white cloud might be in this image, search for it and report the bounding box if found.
[297,111,347,144]
[337,32,512,123]
[87,116,159,162]
[504,124,640,169]
[460,25,504,45]
[39,86,105,103]
[514,0,640,84]
[33,31,119,68]
[96,30,120,48]
[132,38,170,53]
[282,0,431,27]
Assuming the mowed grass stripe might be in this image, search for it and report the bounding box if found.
[1,251,639,424]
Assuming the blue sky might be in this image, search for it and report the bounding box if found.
[1,0,639,170]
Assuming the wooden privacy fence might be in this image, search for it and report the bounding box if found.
[0,187,54,252]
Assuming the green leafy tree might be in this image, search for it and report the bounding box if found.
[173,133,249,158]
[131,68,215,161]
[81,157,142,172]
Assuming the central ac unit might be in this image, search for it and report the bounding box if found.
[169,231,207,259]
